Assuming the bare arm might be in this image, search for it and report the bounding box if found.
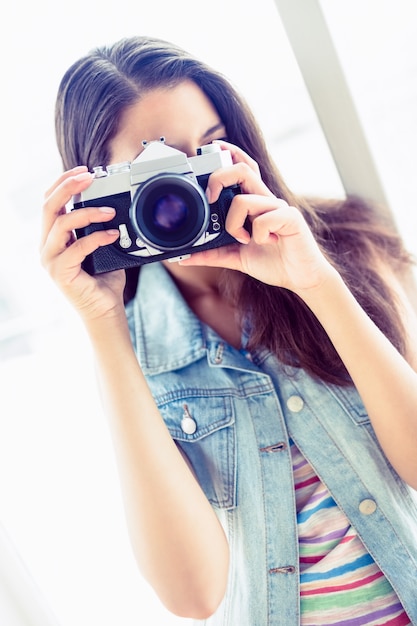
[40,169,229,619]
[299,266,417,488]
[86,312,229,619]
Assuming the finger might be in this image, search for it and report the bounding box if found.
[44,229,119,281]
[41,171,94,247]
[225,195,289,243]
[41,205,117,260]
[250,204,312,248]
[207,162,274,204]
[251,210,284,245]
[212,140,260,175]
[43,166,89,199]
[59,205,117,241]
[178,244,243,272]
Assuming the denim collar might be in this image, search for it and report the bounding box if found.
[129,262,258,376]
[129,262,206,375]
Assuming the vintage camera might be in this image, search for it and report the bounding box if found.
[72,138,241,275]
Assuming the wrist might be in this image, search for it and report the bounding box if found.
[294,265,344,307]
[83,306,132,350]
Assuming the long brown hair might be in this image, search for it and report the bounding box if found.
[55,35,413,385]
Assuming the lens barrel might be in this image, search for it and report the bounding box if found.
[130,173,209,251]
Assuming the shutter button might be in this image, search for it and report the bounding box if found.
[181,404,197,435]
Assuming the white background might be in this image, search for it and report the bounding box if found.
[0,1,416,624]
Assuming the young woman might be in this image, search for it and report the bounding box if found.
[41,35,417,625]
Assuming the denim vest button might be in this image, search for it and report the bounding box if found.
[359,498,377,515]
[181,415,197,435]
[286,395,304,412]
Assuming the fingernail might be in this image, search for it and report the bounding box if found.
[74,172,93,182]
[105,229,119,235]
[205,188,212,204]
[99,206,116,214]
[236,237,249,245]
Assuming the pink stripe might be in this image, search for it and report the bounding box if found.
[383,612,412,625]
[300,555,323,565]
[295,475,321,490]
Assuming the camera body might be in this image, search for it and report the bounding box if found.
[72,138,240,275]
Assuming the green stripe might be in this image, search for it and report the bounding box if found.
[301,577,394,612]
[299,540,340,556]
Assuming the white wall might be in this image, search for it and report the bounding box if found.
[1,1,416,624]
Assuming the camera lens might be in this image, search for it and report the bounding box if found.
[131,173,209,251]
[152,193,188,232]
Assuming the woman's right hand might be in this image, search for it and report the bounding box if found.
[40,166,125,322]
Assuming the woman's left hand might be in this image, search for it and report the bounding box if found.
[179,141,335,295]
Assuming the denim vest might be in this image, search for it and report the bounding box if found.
[126,262,417,625]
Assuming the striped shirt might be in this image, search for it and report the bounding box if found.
[290,439,411,625]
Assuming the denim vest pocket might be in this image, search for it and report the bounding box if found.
[158,393,237,510]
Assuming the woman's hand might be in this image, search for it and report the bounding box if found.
[180,141,335,295]
[40,166,126,322]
